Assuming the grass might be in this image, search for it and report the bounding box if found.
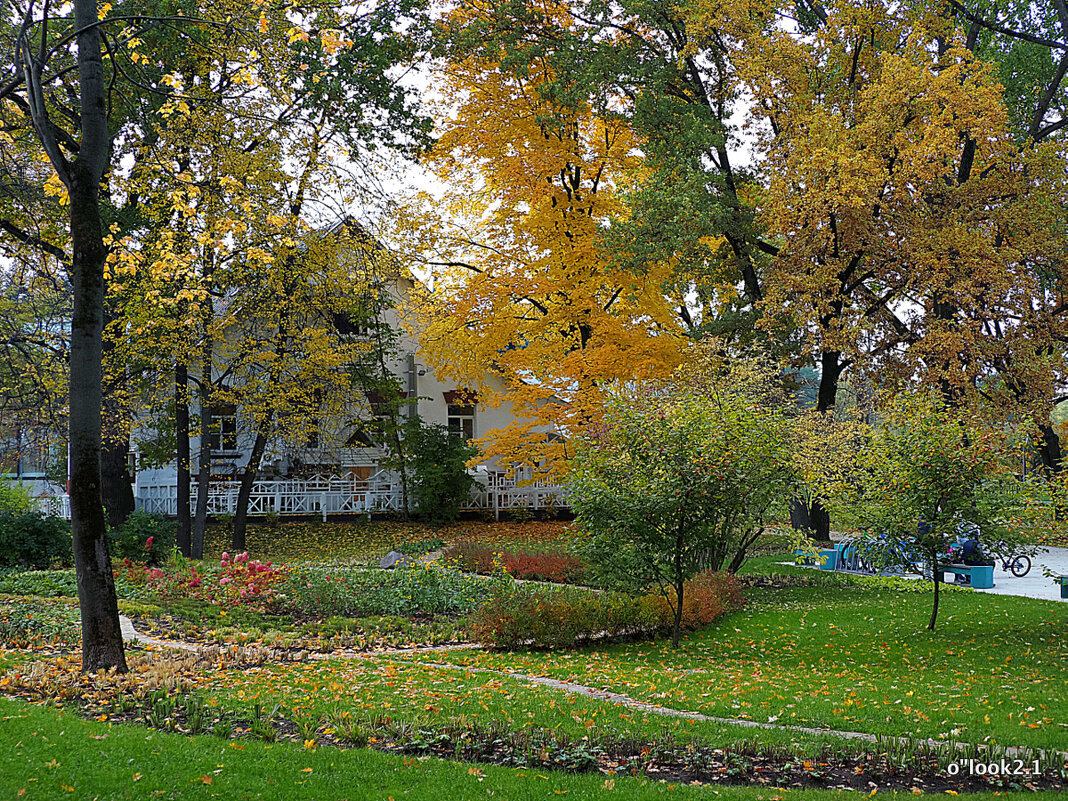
[398,582,1066,751]
[0,697,1048,801]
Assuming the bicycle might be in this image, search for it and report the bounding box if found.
[987,541,1031,577]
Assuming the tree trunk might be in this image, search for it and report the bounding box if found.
[59,0,127,673]
[929,563,941,631]
[175,364,191,557]
[100,412,134,528]
[191,301,215,560]
[232,414,273,552]
[671,579,685,649]
[791,350,844,542]
[1038,424,1063,475]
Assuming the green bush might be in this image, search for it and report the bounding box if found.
[108,511,176,565]
[0,481,33,514]
[469,572,745,649]
[391,419,479,522]
[0,512,72,568]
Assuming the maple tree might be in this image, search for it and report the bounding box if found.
[408,8,698,479]
[425,0,1068,540]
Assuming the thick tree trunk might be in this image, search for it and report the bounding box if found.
[62,0,126,673]
[1038,424,1063,475]
[175,364,191,557]
[791,350,844,542]
[232,417,273,552]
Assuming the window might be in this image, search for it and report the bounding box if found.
[444,389,477,441]
[447,403,475,440]
[209,404,238,453]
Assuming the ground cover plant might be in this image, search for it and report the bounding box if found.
[200,519,573,563]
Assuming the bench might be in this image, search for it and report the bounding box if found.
[937,563,994,589]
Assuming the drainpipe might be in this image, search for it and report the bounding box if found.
[406,353,418,420]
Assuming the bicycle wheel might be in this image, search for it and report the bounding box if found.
[1009,555,1031,577]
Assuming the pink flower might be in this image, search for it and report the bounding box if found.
[144,536,154,551]
[237,552,250,563]
[219,576,232,585]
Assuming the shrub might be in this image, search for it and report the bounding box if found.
[107,511,176,565]
[0,481,34,514]
[469,571,745,649]
[0,512,72,568]
[443,541,588,584]
[388,419,479,522]
[569,351,796,646]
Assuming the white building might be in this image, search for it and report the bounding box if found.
[132,229,564,519]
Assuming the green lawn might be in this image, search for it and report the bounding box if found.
[0,698,1046,801]
[2,529,1066,797]
[393,582,1067,751]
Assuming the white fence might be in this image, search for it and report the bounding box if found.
[134,470,567,521]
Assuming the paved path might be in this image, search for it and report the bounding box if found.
[798,544,1068,602]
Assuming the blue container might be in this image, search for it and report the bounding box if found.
[819,550,838,570]
[969,564,994,589]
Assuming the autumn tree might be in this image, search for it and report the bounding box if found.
[0,0,430,668]
[426,0,1068,538]
[408,9,697,478]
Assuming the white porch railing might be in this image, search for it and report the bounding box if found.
[134,470,567,521]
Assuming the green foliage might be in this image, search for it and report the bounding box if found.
[107,511,177,565]
[394,538,446,556]
[0,568,78,597]
[394,418,480,522]
[280,562,502,618]
[568,354,797,645]
[0,481,33,514]
[829,392,1027,553]
[470,572,745,649]
[824,392,1030,628]
[0,597,81,647]
[0,512,72,569]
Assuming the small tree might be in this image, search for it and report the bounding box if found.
[390,418,479,522]
[569,355,797,647]
[828,392,1028,631]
